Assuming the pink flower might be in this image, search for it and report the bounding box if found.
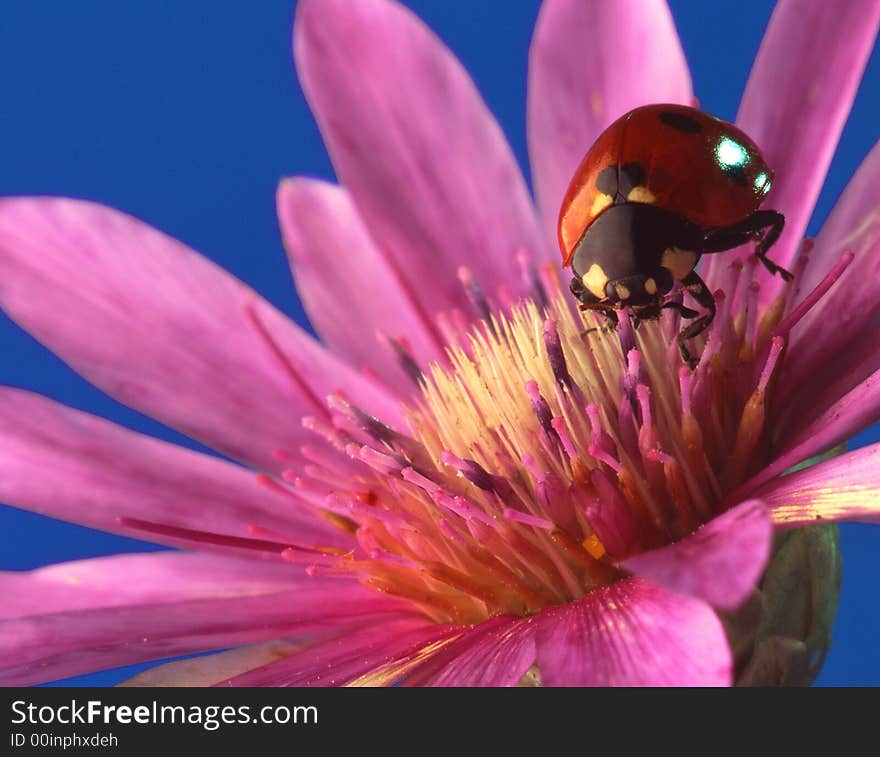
[1,0,879,687]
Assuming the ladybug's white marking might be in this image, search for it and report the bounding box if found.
[626,186,656,204]
[582,264,609,299]
[590,193,613,217]
[644,278,658,295]
[661,247,698,280]
[614,283,632,301]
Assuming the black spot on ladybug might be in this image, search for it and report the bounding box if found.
[595,165,618,196]
[659,111,703,133]
[595,163,647,204]
[619,163,646,196]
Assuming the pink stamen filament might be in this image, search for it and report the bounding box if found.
[281,548,344,566]
[503,508,555,531]
[758,336,785,394]
[773,250,855,338]
[434,492,496,527]
[588,444,623,473]
[118,516,321,556]
[678,366,693,416]
[550,417,579,460]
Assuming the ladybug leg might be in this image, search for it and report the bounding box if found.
[752,210,792,281]
[600,308,619,331]
[676,271,716,369]
[571,275,618,334]
[570,275,589,300]
[660,301,699,319]
[578,302,620,336]
[631,304,659,324]
[658,273,698,319]
[578,302,618,336]
[702,210,792,281]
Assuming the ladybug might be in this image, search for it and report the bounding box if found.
[558,103,790,366]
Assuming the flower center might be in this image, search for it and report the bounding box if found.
[270,250,849,625]
[119,246,852,628]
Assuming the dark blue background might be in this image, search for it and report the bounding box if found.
[1,0,877,686]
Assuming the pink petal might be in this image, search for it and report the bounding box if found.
[775,141,880,440]
[218,616,457,687]
[527,0,692,243]
[120,641,303,687]
[0,388,347,551]
[535,577,732,686]
[621,500,772,610]
[277,178,445,392]
[751,443,880,528]
[713,0,880,304]
[294,0,544,317]
[777,347,880,456]
[401,614,536,687]
[0,579,404,686]
[735,366,880,498]
[0,197,403,473]
[0,552,305,622]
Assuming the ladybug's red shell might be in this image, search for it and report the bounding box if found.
[559,104,773,266]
